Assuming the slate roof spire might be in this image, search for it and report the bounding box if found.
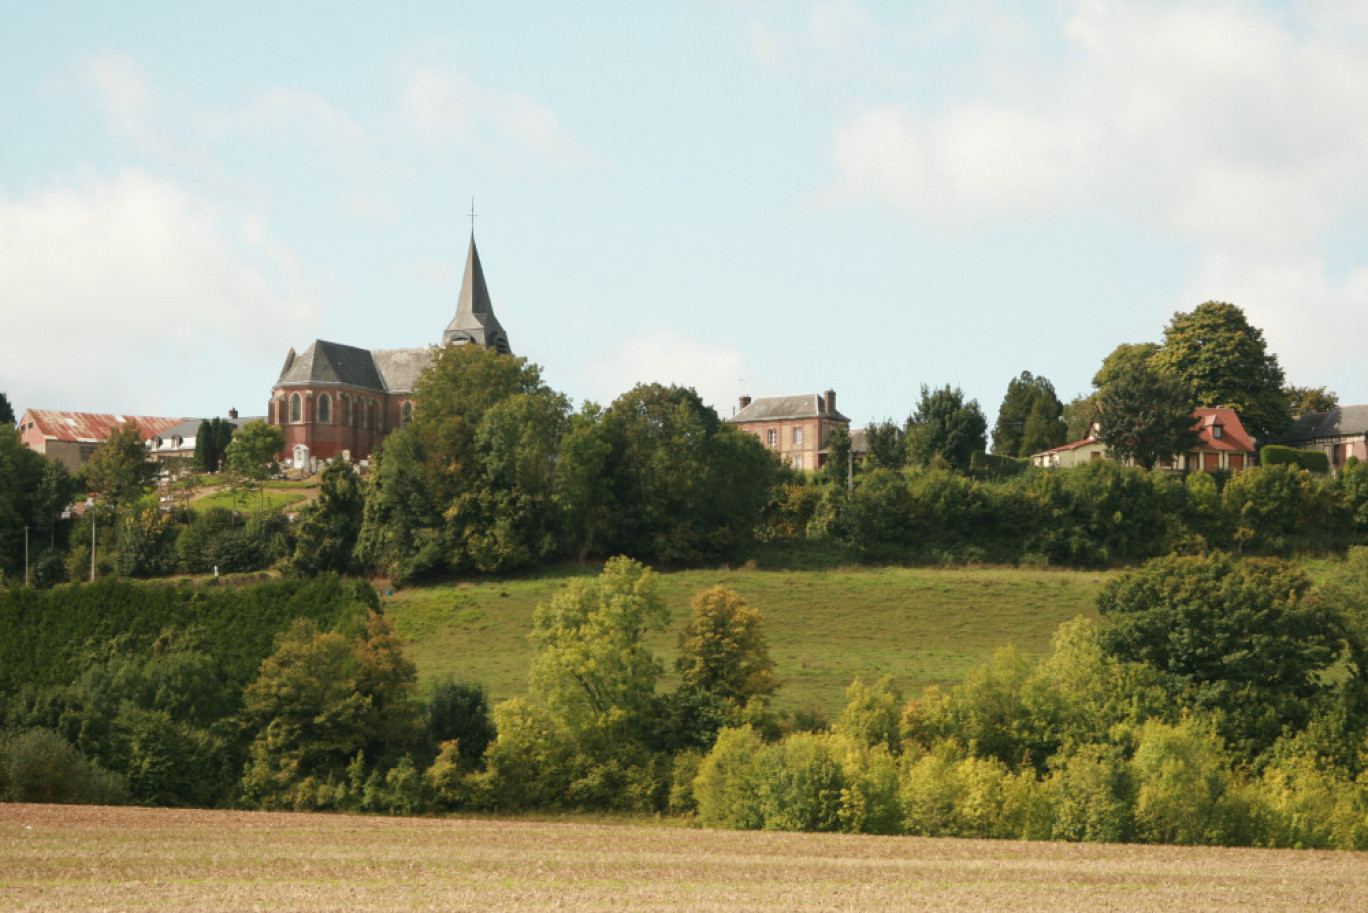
[442,232,511,354]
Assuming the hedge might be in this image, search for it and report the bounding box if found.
[1260,445,1330,474]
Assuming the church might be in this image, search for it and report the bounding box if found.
[269,234,511,465]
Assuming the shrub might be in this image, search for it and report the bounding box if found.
[0,728,129,805]
[693,725,766,829]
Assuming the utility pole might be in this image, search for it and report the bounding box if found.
[87,498,96,582]
[23,526,30,587]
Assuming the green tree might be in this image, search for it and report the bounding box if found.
[1097,553,1344,756]
[0,392,14,427]
[1285,385,1338,417]
[1092,342,1161,391]
[863,420,905,471]
[1152,301,1289,442]
[600,383,780,564]
[223,420,284,509]
[905,385,987,471]
[484,557,671,809]
[675,586,777,709]
[1095,359,1199,470]
[84,422,157,508]
[0,425,52,580]
[992,371,1067,458]
[552,404,614,560]
[194,418,234,473]
[354,345,550,579]
[1062,393,1100,442]
[240,611,423,809]
[823,425,852,489]
[290,459,365,575]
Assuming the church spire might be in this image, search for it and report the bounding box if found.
[442,231,511,354]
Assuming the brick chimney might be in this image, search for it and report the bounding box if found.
[229,408,239,419]
[739,395,752,409]
[824,389,836,414]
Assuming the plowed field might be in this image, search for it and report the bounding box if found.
[4,803,1367,911]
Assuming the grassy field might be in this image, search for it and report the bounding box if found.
[191,484,312,514]
[5,803,1367,912]
[384,564,1111,717]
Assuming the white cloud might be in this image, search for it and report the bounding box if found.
[205,87,371,148]
[1172,254,1368,396]
[84,53,156,148]
[397,66,589,166]
[829,1,1368,255]
[0,172,321,413]
[746,18,784,71]
[577,328,750,413]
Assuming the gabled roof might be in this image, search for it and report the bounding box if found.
[1193,407,1254,453]
[19,410,184,444]
[442,235,511,354]
[730,394,850,424]
[1281,405,1368,443]
[276,340,387,391]
[1035,436,1104,456]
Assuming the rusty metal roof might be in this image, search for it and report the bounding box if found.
[20,410,185,444]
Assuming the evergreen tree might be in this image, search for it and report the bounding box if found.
[992,371,1067,458]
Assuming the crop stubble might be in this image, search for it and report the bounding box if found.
[3,803,1366,911]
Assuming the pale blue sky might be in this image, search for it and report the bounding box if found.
[4,1,1365,429]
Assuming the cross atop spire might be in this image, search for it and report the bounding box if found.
[468,197,477,237]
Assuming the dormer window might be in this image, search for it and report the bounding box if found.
[1212,425,1223,439]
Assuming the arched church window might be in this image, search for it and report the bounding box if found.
[290,393,302,423]
[402,401,413,425]
[318,394,331,424]
[345,397,353,427]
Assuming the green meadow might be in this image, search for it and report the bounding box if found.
[384,563,1113,717]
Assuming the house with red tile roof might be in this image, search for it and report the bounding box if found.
[16,410,184,472]
[1030,407,1254,473]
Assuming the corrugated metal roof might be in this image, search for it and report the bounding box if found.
[21,410,184,444]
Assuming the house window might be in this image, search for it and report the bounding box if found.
[318,394,332,424]
[793,427,804,446]
[767,429,777,447]
[793,453,803,470]
[289,393,302,423]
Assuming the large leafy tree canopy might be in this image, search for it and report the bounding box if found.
[675,585,776,708]
[1284,384,1338,417]
[0,425,56,578]
[1097,553,1343,755]
[1095,359,1199,470]
[1151,301,1290,442]
[904,384,987,471]
[992,371,1067,458]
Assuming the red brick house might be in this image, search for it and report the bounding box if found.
[269,234,511,466]
[1029,407,1255,472]
[727,390,850,471]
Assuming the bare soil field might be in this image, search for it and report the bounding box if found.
[4,804,1367,912]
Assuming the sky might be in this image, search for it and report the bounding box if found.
[4,0,1368,430]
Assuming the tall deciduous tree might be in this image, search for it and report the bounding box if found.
[1092,343,1161,391]
[84,422,156,508]
[1095,360,1199,470]
[824,425,852,489]
[0,425,50,579]
[905,385,987,471]
[675,586,777,708]
[1152,301,1289,442]
[992,371,1067,458]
